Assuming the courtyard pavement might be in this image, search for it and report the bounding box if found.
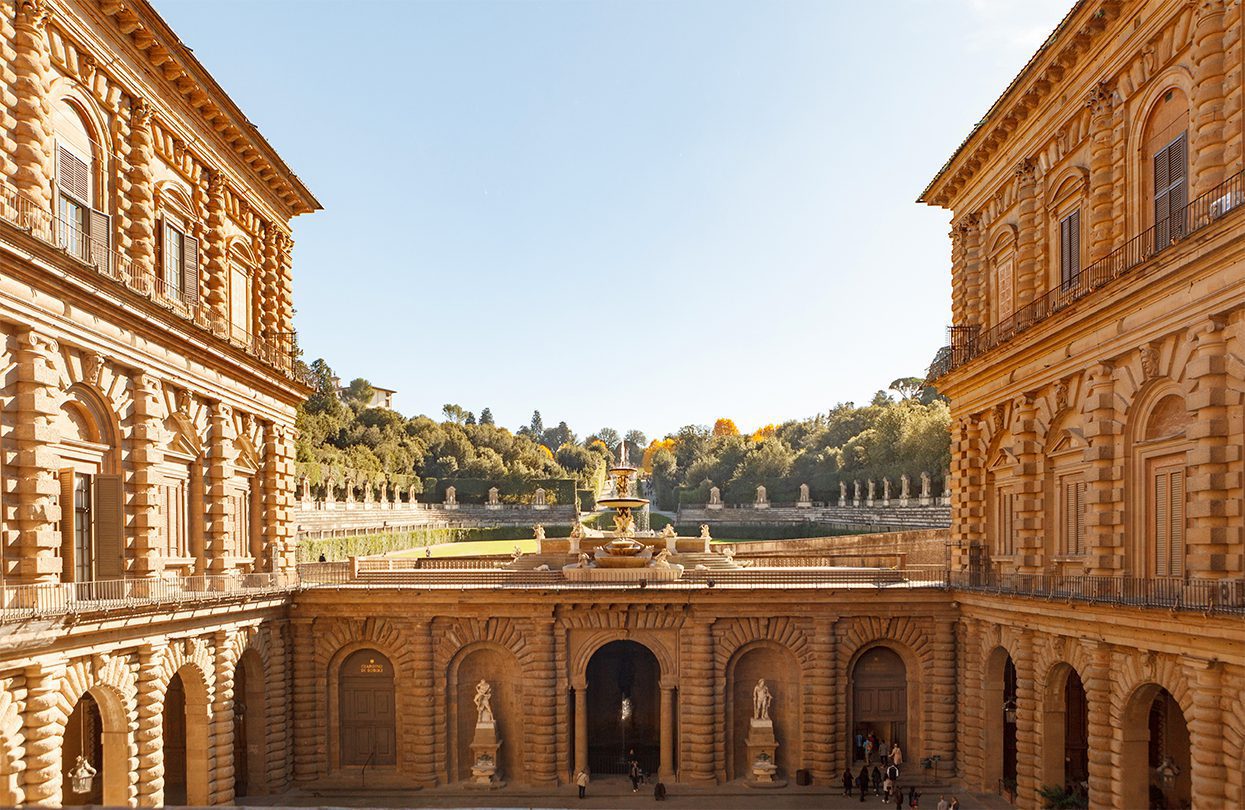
[238,776,1013,809]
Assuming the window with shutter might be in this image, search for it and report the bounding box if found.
[1150,461,1185,578]
[996,488,1015,556]
[182,235,200,305]
[92,474,124,581]
[1060,210,1080,289]
[88,208,110,270]
[58,468,76,581]
[1074,480,1086,555]
[56,146,90,202]
[1153,131,1188,248]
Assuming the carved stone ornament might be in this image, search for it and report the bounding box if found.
[1086,79,1115,115]
[1140,344,1160,380]
[176,387,192,415]
[1054,379,1070,413]
[82,353,106,389]
[1014,157,1037,182]
[16,0,50,29]
[992,403,1007,432]
[130,97,153,129]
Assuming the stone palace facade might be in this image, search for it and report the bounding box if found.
[0,1,1244,810]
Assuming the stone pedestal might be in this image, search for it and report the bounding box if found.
[466,721,505,788]
[706,501,723,510]
[745,719,785,788]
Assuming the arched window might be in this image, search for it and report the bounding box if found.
[1141,88,1189,247]
[52,99,109,267]
[1130,391,1190,577]
[53,391,122,587]
[988,229,1017,326]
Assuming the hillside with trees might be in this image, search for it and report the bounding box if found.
[295,360,949,510]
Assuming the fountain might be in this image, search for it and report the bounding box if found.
[561,442,684,582]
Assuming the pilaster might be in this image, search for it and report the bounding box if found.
[129,371,164,577]
[261,422,296,572]
[678,618,716,783]
[1084,644,1113,808]
[1082,363,1123,574]
[1189,660,1225,805]
[259,226,280,340]
[1011,394,1044,574]
[407,618,437,786]
[276,233,294,335]
[12,0,54,210]
[927,619,957,772]
[1186,318,1241,576]
[204,401,234,572]
[136,642,168,807]
[962,214,984,328]
[290,618,318,783]
[264,621,292,792]
[1086,81,1116,264]
[210,631,236,804]
[125,99,157,278]
[1014,160,1039,309]
[203,170,229,316]
[1224,1,1244,178]
[14,329,62,584]
[20,661,66,806]
[525,616,559,785]
[957,620,983,789]
[1012,635,1039,807]
[806,617,835,781]
[1191,0,1230,194]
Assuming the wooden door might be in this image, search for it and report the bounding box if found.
[339,650,396,766]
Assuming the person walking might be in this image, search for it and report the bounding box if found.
[575,769,589,799]
[883,776,895,803]
[858,765,870,803]
[629,757,642,793]
[872,765,883,796]
[909,787,921,809]
[843,767,855,796]
[894,787,905,809]
[937,796,948,810]
[949,797,960,810]
[890,743,904,774]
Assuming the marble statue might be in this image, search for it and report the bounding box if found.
[653,548,673,568]
[900,474,910,499]
[853,480,861,501]
[883,478,891,500]
[920,472,931,498]
[660,524,676,539]
[445,486,457,506]
[577,552,591,568]
[799,483,810,502]
[474,680,494,724]
[533,524,546,542]
[868,479,876,500]
[512,545,523,560]
[753,678,772,722]
[708,486,721,505]
[699,524,712,539]
[570,522,583,540]
[755,485,768,504]
[840,481,848,504]
[487,486,499,506]
[722,545,736,562]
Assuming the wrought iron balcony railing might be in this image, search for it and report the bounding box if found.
[0,181,303,381]
[929,169,1245,380]
[946,569,1245,615]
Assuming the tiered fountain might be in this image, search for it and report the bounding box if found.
[562,443,684,582]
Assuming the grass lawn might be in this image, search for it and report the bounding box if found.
[389,538,538,558]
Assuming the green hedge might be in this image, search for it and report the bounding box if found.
[577,488,596,511]
[421,478,576,506]
[672,522,857,541]
[297,525,574,562]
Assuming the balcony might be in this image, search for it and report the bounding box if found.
[929,169,1245,380]
[946,569,1245,616]
[0,181,305,383]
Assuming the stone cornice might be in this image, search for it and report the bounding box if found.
[918,0,1124,209]
[88,0,320,218]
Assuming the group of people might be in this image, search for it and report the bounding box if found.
[841,739,957,810]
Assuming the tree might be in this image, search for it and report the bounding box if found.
[342,378,375,409]
[624,429,648,449]
[529,410,544,437]
[479,407,495,426]
[712,418,739,437]
[442,403,468,424]
[594,428,621,452]
[544,421,576,450]
[889,377,926,401]
[464,411,476,425]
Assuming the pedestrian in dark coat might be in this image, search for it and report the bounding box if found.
[872,766,883,795]
[857,766,870,802]
[842,768,854,796]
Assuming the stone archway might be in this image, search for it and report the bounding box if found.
[1121,684,1191,809]
[726,641,802,781]
[337,649,396,768]
[233,649,267,798]
[982,647,1017,793]
[848,646,908,766]
[448,644,524,784]
[61,687,127,806]
[1041,663,1088,799]
[162,667,211,806]
[585,640,662,776]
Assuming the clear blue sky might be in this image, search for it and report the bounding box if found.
[154,0,1069,439]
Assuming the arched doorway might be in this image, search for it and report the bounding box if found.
[162,669,210,806]
[982,648,1017,795]
[726,642,802,781]
[850,646,907,765]
[1041,664,1088,801]
[449,646,523,783]
[338,649,396,768]
[586,640,661,775]
[61,693,102,806]
[233,650,267,797]
[1122,685,1190,809]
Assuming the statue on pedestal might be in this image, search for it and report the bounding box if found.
[467,679,504,787]
[797,483,811,507]
[839,481,848,505]
[745,678,783,787]
[474,679,494,724]
[707,485,722,510]
[753,678,772,721]
[754,485,769,508]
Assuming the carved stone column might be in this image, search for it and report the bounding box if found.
[962,214,984,328]
[259,225,280,340]
[129,371,164,578]
[1191,0,1230,194]
[950,413,985,571]
[1014,160,1039,309]
[678,618,715,783]
[927,619,957,771]
[1083,644,1113,808]
[659,684,675,780]
[15,330,61,585]
[1223,0,1244,178]
[950,217,968,325]
[1082,363,1123,574]
[291,618,318,783]
[126,99,157,278]
[205,402,234,573]
[21,660,66,806]
[525,616,559,785]
[806,618,835,781]
[1186,318,1239,577]
[573,683,588,775]
[1012,635,1038,806]
[956,621,983,788]
[203,171,229,317]
[1011,393,1044,574]
[263,622,292,792]
[261,422,296,572]
[136,642,168,806]
[1189,660,1225,804]
[210,630,236,803]
[1086,81,1116,263]
[407,619,436,786]
[12,0,54,210]
[276,233,295,334]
